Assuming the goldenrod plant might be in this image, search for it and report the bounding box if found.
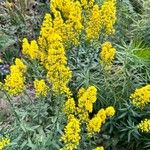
[0,136,10,150]
[0,0,49,65]
[0,0,150,150]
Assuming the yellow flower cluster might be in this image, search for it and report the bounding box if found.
[76,86,97,122]
[34,79,49,97]
[61,115,81,150]
[46,38,72,97]
[85,0,116,40]
[23,12,72,97]
[100,41,116,65]
[87,113,103,136]
[137,119,150,132]
[39,0,116,46]
[78,86,97,113]
[80,0,94,8]
[63,86,92,122]
[38,13,62,64]
[4,58,26,96]
[86,5,102,41]
[100,0,116,35]
[39,13,53,40]
[22,38,39,60]
[97,109,106,123]
[76,107,89,122]
[130,85,150,108]
[50,0,83,45]
[105,106,116,117]
[64,98,76,115]
[62,85,115,148]
[94,146,104,150]
[87,106,115,136]
[21,0,117,64]
[0,137,10,150]
[20,0,117,98]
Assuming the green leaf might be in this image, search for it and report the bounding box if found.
[20,140,27,150]
[0,33,16,51]
[27,137,36,149]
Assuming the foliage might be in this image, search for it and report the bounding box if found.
[0,0,150,150]
[131,0,150,44]
[0,0,50,81]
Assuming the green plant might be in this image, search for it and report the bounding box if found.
[0,0,150,150]
[0,0,50,65]
[131,0,150,44]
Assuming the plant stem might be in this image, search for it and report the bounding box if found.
[24,90,34,104]
[3,90,20,122]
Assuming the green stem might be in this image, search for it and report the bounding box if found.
[103,67,117,105]
[123,48,130,97]
[24,90,33,104]
[3,90,20,122]
[85,69,90,88]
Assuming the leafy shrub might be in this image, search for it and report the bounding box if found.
[0,0,150,150]
[0,0,50,72]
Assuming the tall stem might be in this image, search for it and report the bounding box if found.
[3,90,20,122]
[24,90,34,104]
[103,67,117,105]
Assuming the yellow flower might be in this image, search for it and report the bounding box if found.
[62,85,116,147]
[61,115,81,150]
[105,106,115,117]
[22,38,30,56]
[80,0,94,8]
[86,4,102,41]
[85,0,116,40]
[15,58,27,71]
[97,108,106,123]
[4,74,25,96]
[100,0,116,35]
[37,13,72,97]
[34,79,49,97]
[80,0,88,7]
[22,38,39,60]
[46,38,72,97]
[29,40,39,60]
[51,0,83,31]
[78,86,97,113]
[33,13,72,98]
[100,41,116,65]
[87,105,115,136]
[77,87,86,98]
[4,58,26,96]
[94,146,105,150]
[47,64,72,97]
[87,108,106,137]
[0,137,10,150]
[87,114,102,136]
[64,98,76,115]
[130,85,150,108]
[137,119,150,132]
[51,0,83,45]
[40,13,53,38]
[76,107,89,122]
[76,86,97,122]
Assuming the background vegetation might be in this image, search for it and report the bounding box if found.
[0,0,150,150]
